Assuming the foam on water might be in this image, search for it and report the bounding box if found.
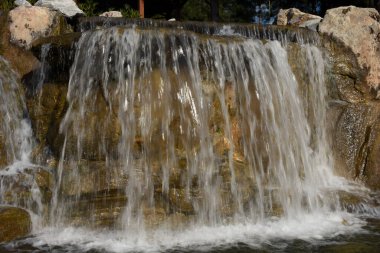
[24,211,365,252]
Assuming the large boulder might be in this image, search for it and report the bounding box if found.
[277,8,322,30]
[8,6,70,49]
[0,12,39,76]
[34,0,84,17]
[0,206,31,243]
[319,6,380,99]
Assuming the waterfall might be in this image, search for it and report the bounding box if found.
[0,57,33,166]
[2,23,379,252]
[47,26,341,233]
[0,56,44,229]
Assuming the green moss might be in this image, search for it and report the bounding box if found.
[0,207,31,243]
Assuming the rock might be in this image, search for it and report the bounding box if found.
[169,188,196,214]
[364,106,380,190]
[332,102,380,190]
[14,0,32,7]
[0,167,53,214]
[34,0,84,17]
[26,83,68,154]
[69,197,126,228]
[0,12,39,76]
[8,6,69,49]
[299,18,321,31]
[99,11,123,18]
[277,8,322,29]
[320,34,367,103]
[60,161,127,197]
[0,206,31,242]
[319,6,380,99]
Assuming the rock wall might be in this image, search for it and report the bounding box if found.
[319,7,380,190]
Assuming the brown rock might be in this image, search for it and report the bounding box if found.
[8,6,72,49]
[364,106,380,190]
[319,6,380,98]
[60,161,127,197]
[26,83,68,156]
[0,12,39,77]
[277,8,322,29]
[332,102,380,190]
[169,188,196,214]
[0,167,53,213]
[0,206,31,242]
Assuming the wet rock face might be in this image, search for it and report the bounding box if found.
[8,6,70,49]
[332,103,380,190]
[0,206,31,242]
[326,49,380,191]
[26,83,67,158]
[319,6,380,99]
[333,104,372,177]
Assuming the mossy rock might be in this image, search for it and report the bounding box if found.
[0,206,31,243]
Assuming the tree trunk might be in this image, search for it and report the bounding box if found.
[139,0,144,18]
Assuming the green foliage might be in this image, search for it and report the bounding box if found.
[220,0,255,22]
[121,5,140,18]
[0,0,14,11]
[180,0,254,22]
[78,0,98,16]
[181,0,209,21]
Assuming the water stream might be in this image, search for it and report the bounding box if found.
[0,56,45,229]
[1,24,379,252]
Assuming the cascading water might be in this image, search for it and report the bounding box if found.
[0,57,32,166]
[46,26,345,233]
[0,56,46,229]
[1,23,379,252]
